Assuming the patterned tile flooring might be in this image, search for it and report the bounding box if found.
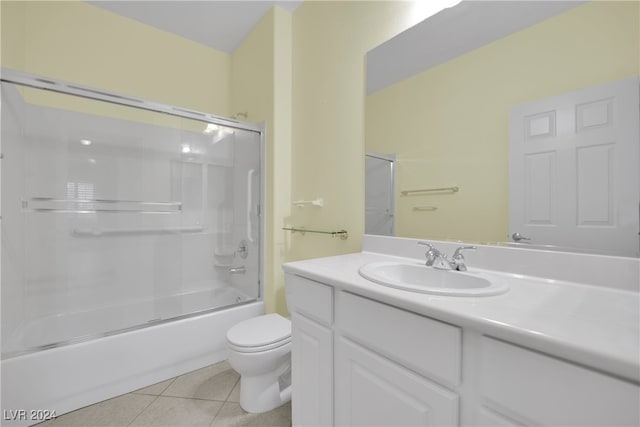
[36,361,291,427]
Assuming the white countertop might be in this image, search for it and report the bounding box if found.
[282,251,640,383]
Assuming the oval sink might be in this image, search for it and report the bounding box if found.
[358,262,509,296]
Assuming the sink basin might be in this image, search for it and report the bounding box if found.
[358,262,509,296]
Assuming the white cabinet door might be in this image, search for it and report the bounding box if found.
[509,77,639,256]
[480,337,640,426]
[335,336,459,427]
[291,312,333,427]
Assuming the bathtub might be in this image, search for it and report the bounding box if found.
[1,289,264,427]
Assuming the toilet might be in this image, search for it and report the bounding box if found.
[226,313,292,413]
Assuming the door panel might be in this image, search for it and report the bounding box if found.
[335,336,458,427]
[291,312,333,427]
[509,77,639,256]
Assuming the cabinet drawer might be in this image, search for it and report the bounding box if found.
[481,336,640,426]
[337,291,462,387]
[284,273,333,325]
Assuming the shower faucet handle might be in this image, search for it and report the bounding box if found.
[237,240,249,259]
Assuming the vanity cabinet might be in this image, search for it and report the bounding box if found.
[285,274,334,427]
[284,272,640,427]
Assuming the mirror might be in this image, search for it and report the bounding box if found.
[365,0,639,257]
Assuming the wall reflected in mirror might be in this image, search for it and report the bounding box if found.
[364,0,639,257]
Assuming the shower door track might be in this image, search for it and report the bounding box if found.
[0,68,262,132]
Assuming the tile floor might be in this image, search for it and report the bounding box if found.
[36,361,291,427]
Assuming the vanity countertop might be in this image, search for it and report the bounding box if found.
[282,251,640,383]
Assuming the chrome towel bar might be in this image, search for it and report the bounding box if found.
[401,186,459,196]
[283,227,348,240]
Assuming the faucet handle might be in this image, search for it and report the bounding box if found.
[452,245,476,258]
[452,246,476,271]
[418,241,442,254]
[418,241,440,266]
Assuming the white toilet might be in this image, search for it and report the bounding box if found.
[226,313,292,413]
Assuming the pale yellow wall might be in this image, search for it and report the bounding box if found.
[288,0,415,264]
[366,1,640,243]
[232,1,419,315]
[231,8,276,315]
[1,1,231,115]
[232,10,275,122]
[230,7,293,316]
[270,8,294,315]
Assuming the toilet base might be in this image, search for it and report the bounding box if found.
[239,361,291,413]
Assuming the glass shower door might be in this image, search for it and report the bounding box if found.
[1,78,262,357]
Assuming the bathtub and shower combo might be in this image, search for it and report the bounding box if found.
[0,69,265,425]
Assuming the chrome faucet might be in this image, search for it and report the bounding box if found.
[418,242,476,271]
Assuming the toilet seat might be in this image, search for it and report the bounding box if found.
[228,336,291,353]
[227,313,291,353]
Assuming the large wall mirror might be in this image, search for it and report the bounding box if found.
[365,0,639,257]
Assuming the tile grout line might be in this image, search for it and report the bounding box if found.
[224,377,241,402]
[125,394,161,427]
[126,376,176,426]
[208,398,226,427]
[156,377,177,395]
[203,376,241,427]
[209,372,240,427]
[154,395,230,403]
[130,376,177,397]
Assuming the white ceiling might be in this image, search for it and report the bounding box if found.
[88,0,302,53]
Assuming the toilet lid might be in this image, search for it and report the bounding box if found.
[227,313,291,348]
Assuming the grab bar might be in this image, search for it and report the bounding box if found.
[72,226,204,236]
[401,186,459,196]
[23,198,181,213]
[247,169,255,243]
